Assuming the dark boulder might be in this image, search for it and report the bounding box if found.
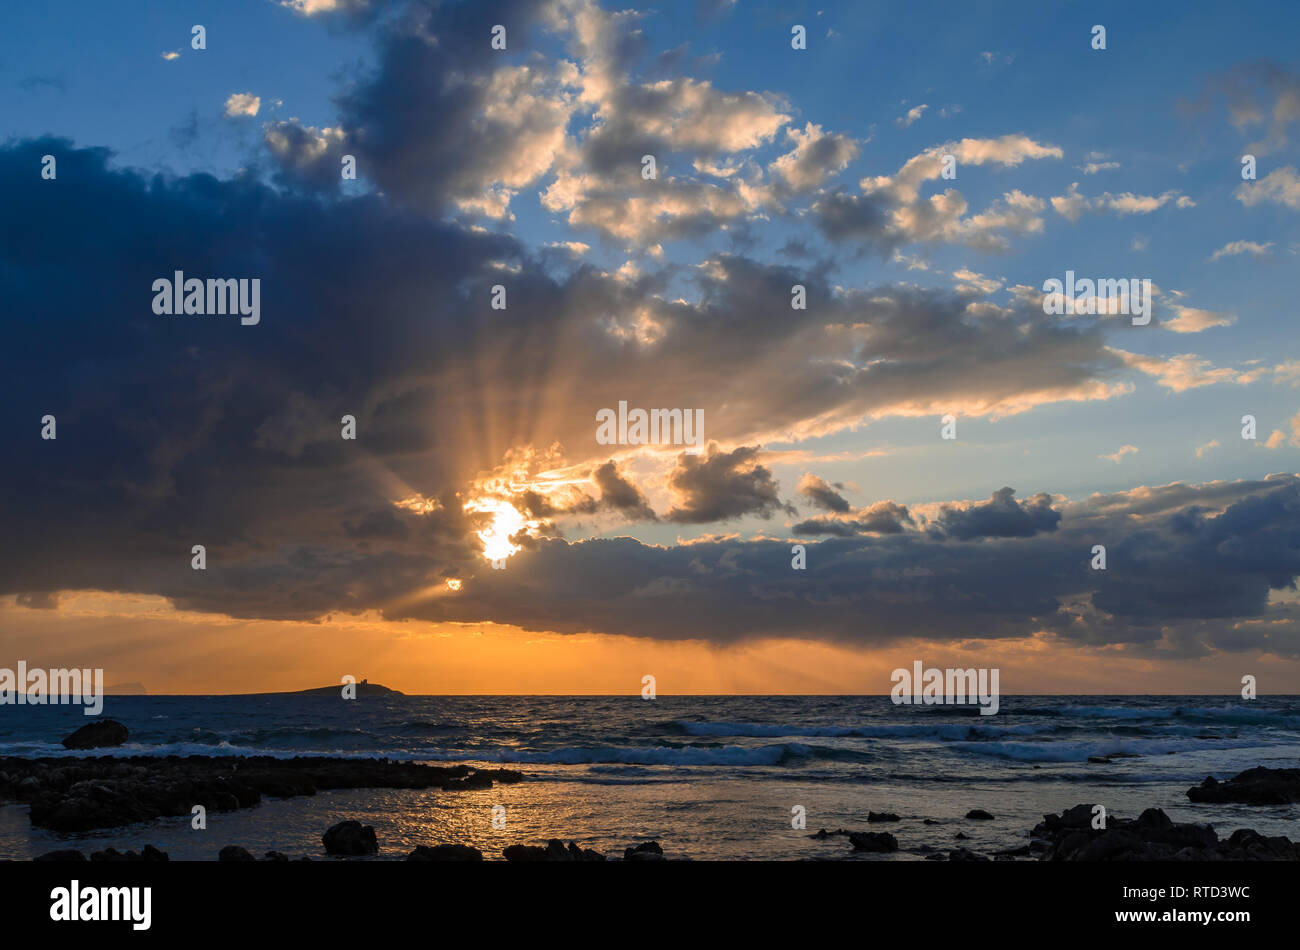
[218,845,256,862]
[867,811,900,822]
[965,809,995,820]
[623,841,664,861]
[322,820,378,856]
[61,720,129,750]
[502,839,605,861]
[848,831,898,853]
[34,849,86,862]
[1187,767,1300,805]
[1030,804,1298,861]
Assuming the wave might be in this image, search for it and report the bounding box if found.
[674,720,1074,740]
[947,736,1270,763]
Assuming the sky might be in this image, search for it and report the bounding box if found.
[3,0,1300,694]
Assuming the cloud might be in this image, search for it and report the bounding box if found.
[896,104,928,128]
[592,461,656,520]
[1184,61,1300,155]
[767,122,859,192]
[223,93,261,118]
[814,135,1061,251]
[1196,439,1220,458]
[1163,306,1236,333]
[665,445,793,523]
[1210,239,1274,260]
[796,473,850,512]
[1051,182,1191,221]
[794,500,914,536]
[1237,166,1300,210]
[933,487,1061,538]
[1100,445,1139,463]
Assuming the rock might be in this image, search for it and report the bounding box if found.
[1087,756,1112,764]
[2,754,527,833]
[407,844,484,861]
[322,820,378,856]
[809,828,850,839]
[624,841,664,861]
[34,849,86,862]
[867,811,900,822]
[924,852,947,861]
[922,818,940,825]
[965,809,995,820]
[949,848,990,862]
[502,839,605,861]
[263,851,290,862]
[848,831,898,853]
[1186,767,1300,805]
[219,845,256,862]
[954,832,969,840]
[61,720,129,750]
[1030,804,1299,861]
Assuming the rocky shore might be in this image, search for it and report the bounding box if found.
[32,828,670,863]
[805,766,1300,862]
[0,755,523,832]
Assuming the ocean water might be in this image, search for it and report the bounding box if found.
[1,694,1297,860]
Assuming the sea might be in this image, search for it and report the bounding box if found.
[2,694,1297,860]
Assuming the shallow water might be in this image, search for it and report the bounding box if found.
[2,695,1297,860]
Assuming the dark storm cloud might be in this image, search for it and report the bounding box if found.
[401,476,1300,658]
[796,473,850,512]
[795,500,913,536]
[4,133,1295,656]
[266,0,570,216]
[934,487,1062,539]
[592,461,656,520]
[664,445,793,523]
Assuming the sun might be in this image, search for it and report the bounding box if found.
[464,497,533,562]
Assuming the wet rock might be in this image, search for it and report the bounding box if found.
[503,839,605,861]
[1186,767,1300,805]
[219,845,256,862]
[965,809,995,820]
[0,755,524,833]
[1030,804,1299,861]
[949,848,990,862]
[624,841,664,861]
[848,831,898,853]
[809,828,851,839]
[407,844,484,861]
[323,820,378,856]
[34,849,86,862]
[867,811,900,822]
[954,832,969,840]
[61,720,129,750]
[263,851,290,862]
